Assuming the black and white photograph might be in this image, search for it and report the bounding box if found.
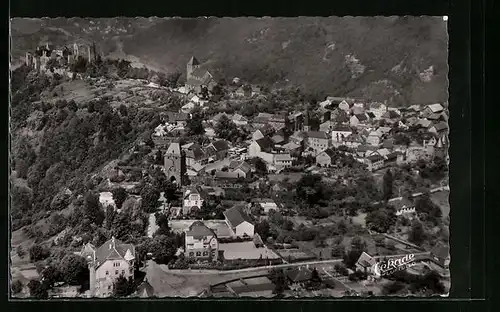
[9,16,450,299]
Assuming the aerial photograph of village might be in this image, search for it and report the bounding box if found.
[9,16,450,299]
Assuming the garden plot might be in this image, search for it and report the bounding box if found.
[219,242,280,260]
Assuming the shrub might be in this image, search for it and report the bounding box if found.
[29,244,50,262]
[11,280,24,294]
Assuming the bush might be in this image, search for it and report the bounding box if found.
[11,280,24,294]
[29,244,50,262]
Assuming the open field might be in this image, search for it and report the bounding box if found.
[219,242,280,260]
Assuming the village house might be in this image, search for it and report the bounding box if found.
[267,114,289,131]
[366,130,384,146]
[343,133,365,149]
[223,205,255,237]
[205,139,230,161]
[331,108,350,124]
[81,237,135,297]
[162,111,189,128]
[252,124,276,141]
[384,151,405,166]
[281,141,302,156]
[181,102,196,114]
[349,113,368,127]
[228,160,252,179]
[355,144,378,158]
[254,198,280,214]
[184,144,209,168]
[331,125,353,146]
[271,134,286,145]
[316,148,337,167]
[416,118,432,130]
[231,113,249,126]
[338,100,352,112]
[422,103,445,117]
[305,131,331,155]
[430,242,450,269]
[382,110,401,123]
[368,102,387,119]
[248,136,276,163]
[184,221,219,261]
[355,252,376,274]
[389,197,416,217]
[428,121,449,135]
[286,267,313,287]
[252,113,275,128]
[366,154,385,171]
[182,186,208,215]
[234,85,252,97]
[319,119,335,133]
[273,153,293,169]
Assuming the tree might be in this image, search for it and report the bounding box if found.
[343,236,367,268]
[140,185,160,213]
[331,245,345,258]
[11,280,24,294]
[155,213,170,236]
[113,275,135,297]
[27,280,48,299]
[366,208,397,233]
[383,169,394,200]
[214,114,240,142]
[29,244,50,262]
[84,192,105,226]
[252,157,268,175]
[149,234,178,264]
[408,220,427,245]
[105,205,116,229]
[269,269,287,297]
[15,159,29,179]
[186,113,205,136]
[112,187,128,210]
[254,220,271,239]
[60,254,89,286]
[41,264,61,288]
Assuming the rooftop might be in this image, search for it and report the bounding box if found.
[223,205,253,228]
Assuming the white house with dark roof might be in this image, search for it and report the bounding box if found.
[355,251,376,274]
[184,221,219,261]
[81,237,135,297]
[331,125,353,146]
[305,131,331,155]
[223,205,254,237]
[183,186,208,215]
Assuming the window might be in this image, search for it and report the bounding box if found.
[108,285,111,290]
[122,270,125,275]
[113,262,120,267]
[189,252,194,257]
[203,251,209,256]
[115,270,119,275]
[196,252,201,257]
[129,267,133,274]
[105,271,109,275]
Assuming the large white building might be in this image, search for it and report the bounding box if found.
[81,237,136,297]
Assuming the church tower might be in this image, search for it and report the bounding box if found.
[164,142,186,186]
[303,110,310,132]
[73,43,79,58]
[186,56,200,80]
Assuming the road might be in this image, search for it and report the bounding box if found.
[167,251,431,276]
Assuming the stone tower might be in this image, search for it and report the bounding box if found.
[186,56,200,80]
[164,142,186,186]
[25,52,33,67]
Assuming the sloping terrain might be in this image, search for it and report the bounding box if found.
[11,16,448,105]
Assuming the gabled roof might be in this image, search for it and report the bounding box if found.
[211,139,230,152]
[332,124,352,132]
[427,113,442,120]
[184,185,208,199]
[212,112,232,122]
[367,154,384,162]
[416,118,432,128]
[318,148,336,159]
[286,268,313,282]
[306,131,329,140]
[282,142,301,151]
[223,205,253,228]
[354,113,368,121]
[383,110,401,119]
[255,136,275,150]
[232,113,248,122]
[426,103,444,113]
[356,252,376,268]
[185,144,206,160]
[271,134,285,144]
[163,111,189,122]
[229,160,251,174]
[94,237,135,268]
[388,197,414,210]
[136,279,155,297]
[185,221,216,239]
[274,153,293,162]
[431,121,448,132]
